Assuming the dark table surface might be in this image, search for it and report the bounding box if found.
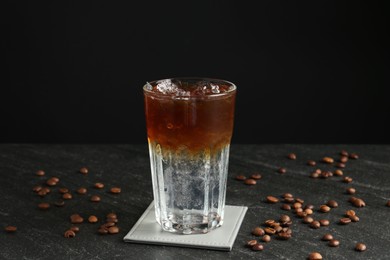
[0,144,389,260]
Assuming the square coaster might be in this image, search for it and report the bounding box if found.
[123,201,248,251]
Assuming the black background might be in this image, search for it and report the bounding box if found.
[1,1,388,144]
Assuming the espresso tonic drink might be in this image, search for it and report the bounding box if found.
[143,78,236,234]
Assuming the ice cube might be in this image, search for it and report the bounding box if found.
[156,79,179,94]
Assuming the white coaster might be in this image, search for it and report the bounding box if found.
[123,201,248,251]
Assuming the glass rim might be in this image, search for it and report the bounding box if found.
[143,77,237,99]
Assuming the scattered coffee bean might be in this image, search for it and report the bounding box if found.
[252,227,265,236]
[355,243,366,251]
[38,202,50,210]
[264,227,276,235]
[327,200,338,208]
[235,175,246,181]
[304,208,313,215]
[320,171,332,179]
[246,239,258,247]
[98,228,108,234]
[345,210,356,217]
[94,183,105,189]
[5,226,17,233]
[310,221,321,229]
[335,162,346,168]
[308,252,322,260]
[70,226,79,233]
[106,213,117,219]
[322,157,334,164]
[280,215,291,223]
[386,200,390,207]
[79,167,89,175]
[339,218,351,225]
[33,185,42,192]
[296,211,307,218]
[295,198,304,204]
[294,208,303,214]
[262,234,271,242]
[340,156,348,163]
[266,196,279,203]
[349,215,360,222]
[352,198,366,207]
[251,173,262,180]
[274,225,283,233]
[292,202,302,209]
[77,187,87,194]
[319,219,330,226]
[244,179,256,185]
[282,193,293,198]
[62,193,72,200]
[333,169,343,176]
[46,179,57,186]
[54,200,65,207]
[88,215,98,223]
[277,232,292,240]
[319,205,331,213]
[36,170,45,176]
[38,189,48,197]
[108,226,119,234]
[51,177,60,183]
[349,153,359,159]
[343,176,353,183]
[303,216,314,224]
[287,153,297,160]
[101,222,116,228]
[251,244,264,251]
[284,197,295,203]
[278,167,287,174]
[304,204,314,210]
[110,187,121,194]
[90,195,101,202]
[346,187,356,194]
[322,233,333,241]
[307,160,316,166]
[310,172,319,178]
[106,218,118,223]
[70,214,84,224]
[64,230,76,238]
[58,188,69,194]
[329,239,340,247]
[340,150,349,156]
[281,204,291,211]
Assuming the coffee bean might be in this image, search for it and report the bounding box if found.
[264,227,276,235]
[251,244,264,251]
[280,215,291,223]
[264,219,275,226]
[352,198,366,207]
[88,215,98,223]
[106,218,118,223]
[281,220,293,227]
[33,185,42,192]
[349,215,360,222]
[106,213,117,219]
[266,196,279,203]
[329,239,340,247]
[110,187,121,194]
[38,202,50,210]
[335,162,346,168]
[308,252,322,260]
[51,177,59,183]
[38,189,48,197]
[90,195,101,202]
[70,226,79,233]
[246,239,258,247]
[333,169,343,176]
[36,170,45,176]
[252,227,265,236]
[284,197,295,203]
[282,193,293,198]
[62,193,72,200]
[77,187,87,195]
[296,211,307,218]
[70,214,84,224]
[79,167,89,175]
[304,204,314,210]
[292,202,302,209]
[340,156,348,163]
[98,228,108,234]
[282,227,292,234]
[94,183,105,189]
[343,176,353,183]
[281,204,291,211]
[46,179,57,186]
[319,205,331,213]
[319,219,330,226]
[303,216,314,224]
[322,157,334,164]
[345,210,356,217]
[59,188,69,194]
[355,243,366,251]
[54,200,65,207]
[322,233,333,241]
[108,226,119,234]
[235,175,246,181]
[349,153,359,159]
[5,226,17,233]
[339,218,351,225]
[294,208,303,213]
[295,198,304,203]
[310,221,321,229]
[278,167,287,174]
[274,225,283,233]
[287,153,297,160]
[251,173,262,180]
[304,208,313,215]
[346,187,356,194]
[340,150,349,156]
[307,160,316,166]
[244,179,256,185]
[64,230,76,238]
[386,200,390,207]
[262,235,271,242]
[277,232,292,240]
[327,200,338,208]
[310,172,319,178]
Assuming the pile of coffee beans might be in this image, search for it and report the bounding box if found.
[242,150,378,257]
[3,166,123,238]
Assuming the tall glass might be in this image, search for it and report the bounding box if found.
[143,78,236,234]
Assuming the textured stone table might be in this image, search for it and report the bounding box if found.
[0,144,389,259]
